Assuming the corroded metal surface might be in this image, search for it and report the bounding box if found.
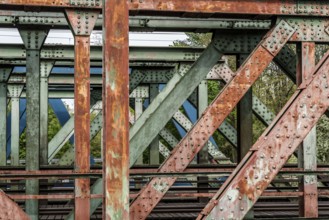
[199,49,329,220]
[65,9,99,36]
[66,8,99,219]
[0,190,30,220]
[297,42,318,218]
[73,34,91,220]
[102,0,129,219]
[2,1,329,17]
[129,20,295,220]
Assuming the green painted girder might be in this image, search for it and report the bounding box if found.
[0,13,272,31]
[0,67,11,166]
[129,36,226,168]
[0,34,294,62]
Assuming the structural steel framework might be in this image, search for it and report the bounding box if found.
[1,0,329,220]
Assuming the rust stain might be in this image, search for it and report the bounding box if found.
[202,41,329,220]
[0,190,30,219]
[103,0,129,219]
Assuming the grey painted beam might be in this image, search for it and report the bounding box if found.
[7,67,219,86]
[129,34,228,167]
[19,28,49,220]
[135,98,144,165]
[0,68,11,166]
[198,80,209,164]
[0,13,272,31]
[7,84,24,166]
[40,61,54,165]
[149,84,160,165]
[237,55,253,163]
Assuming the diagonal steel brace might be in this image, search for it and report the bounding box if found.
[198,44,329,220]
[129,20,296,220]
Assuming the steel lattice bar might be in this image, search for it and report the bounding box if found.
[129,20,296,220]
[102,0,129,218]
[198,45,329,220]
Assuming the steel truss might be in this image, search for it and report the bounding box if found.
[0,1,329,220]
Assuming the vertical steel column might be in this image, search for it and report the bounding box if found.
[198,80,209,203]
[149,84,160,165]
[236,55,253,218]
[237,54,253,162]
[40,61,53,165]
[0,68,11,166]
[103,0,129,218]
[7,85,23,166]
[297,42,318,217]
[65,9,99,220]
[135,97,144,165]
[39,61,53,208]
[18,28,48,220]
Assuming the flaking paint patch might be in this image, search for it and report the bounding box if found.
[152,181,168,193]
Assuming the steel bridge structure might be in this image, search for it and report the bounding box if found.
[1,0,329,219]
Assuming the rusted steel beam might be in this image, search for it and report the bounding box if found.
[198,47,329,220]
[129,20,295,220]
[65,8,99,220]
[73,35,92,220]
[297,42,318,218]
[1,1,329,17]
[0,166,328,178]
[0,190,30,219]
[102,0,129,219]
[130,192,305,199]
[8,194,103,200]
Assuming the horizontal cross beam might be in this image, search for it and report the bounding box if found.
[0,1,329,17]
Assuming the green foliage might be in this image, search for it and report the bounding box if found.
[19,105,73,160]
[316,115,329,163]
[173,33,212,47]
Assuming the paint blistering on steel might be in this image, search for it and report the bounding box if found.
[102,0,129,219]
[129,20,295,220]
[199,49,329,220]
[0,190,30,219]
